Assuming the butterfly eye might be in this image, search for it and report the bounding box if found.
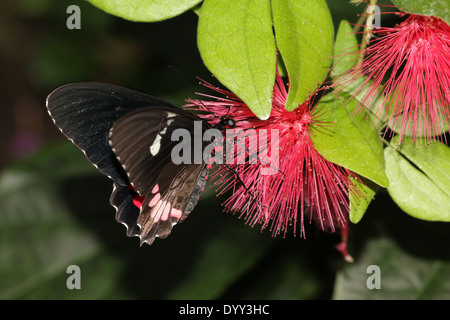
[226,118,236,128]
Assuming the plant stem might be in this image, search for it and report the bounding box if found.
[357,0,379,67]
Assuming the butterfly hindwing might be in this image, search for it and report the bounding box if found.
[109,107,211,244]
[110,183,140,237]
[137,163,208,245]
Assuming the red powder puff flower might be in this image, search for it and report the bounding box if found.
[339,13,450,145]
[185,73,360,258]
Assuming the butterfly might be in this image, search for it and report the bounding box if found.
[46,82,237,245]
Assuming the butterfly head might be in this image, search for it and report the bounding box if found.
[218,117,236,130]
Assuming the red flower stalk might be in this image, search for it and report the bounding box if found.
[185,73,360,244]
[338,13,450,145]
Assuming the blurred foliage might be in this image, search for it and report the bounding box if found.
[0,143,339,299]
[0,0,449,300]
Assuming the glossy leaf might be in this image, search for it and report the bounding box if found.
[391,0,450,24]
[349,176,379,224]
[331,19,358,77]
[197,0,276,120]
[272,0,334,111]
[384,146,450,221]
[392,136,450,198]
[310,93,389,187]
[331,20,386,128]
[87,0,202,22]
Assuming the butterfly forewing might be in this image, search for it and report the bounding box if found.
[46,82,178,185]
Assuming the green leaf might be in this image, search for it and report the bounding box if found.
[272,0,334,111]
[330,20,387,129]
[384,145,450,221]
[391,0,450,24]
[333,237,450,300]
[392,136,450,198]
[191,3,202,16]
[349,176,379,224]
[332,76,387,131]
[87,0,202,22]
[310,93,389,187]
[331,19,358,77]
[197,0,276,120]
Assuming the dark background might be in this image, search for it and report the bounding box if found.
[1,0,449,300]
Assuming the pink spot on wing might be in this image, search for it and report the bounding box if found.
[171,208,183,219]
[151,184,159,194]
[161,202,171,221]
[151,200,162,219]
[133,198,142,209]
[133,196,144,209]
[129,185,145,209]
[148,193,161,207]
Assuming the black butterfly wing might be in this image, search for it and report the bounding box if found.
[109,183,139,237]
[109,107,211,245]
[46,82,178,186]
